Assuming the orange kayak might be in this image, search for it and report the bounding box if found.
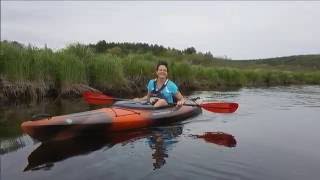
[21,101,201,141]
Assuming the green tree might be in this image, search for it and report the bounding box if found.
[183,47,196,54]
[95,40,107,53]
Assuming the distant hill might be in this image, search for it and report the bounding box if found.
[87,41,320,71]
[233,55,320,70]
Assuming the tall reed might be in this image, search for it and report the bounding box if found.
[1,40,319,101]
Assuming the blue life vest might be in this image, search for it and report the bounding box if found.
[147,79,178,104]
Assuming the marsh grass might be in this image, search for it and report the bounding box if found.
[1,41,319,101]
[89,54,127,90]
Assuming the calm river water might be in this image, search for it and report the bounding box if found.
[1,86,320,180]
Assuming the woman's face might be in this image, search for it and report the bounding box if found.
[156,65,168,79]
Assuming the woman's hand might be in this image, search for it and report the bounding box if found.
[133,98,141,102]
[176,98,186,107]
[149,97,160,104]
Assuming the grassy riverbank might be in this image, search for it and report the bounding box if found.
[1,40,319,102]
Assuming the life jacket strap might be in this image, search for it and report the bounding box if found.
[151,79,168,97]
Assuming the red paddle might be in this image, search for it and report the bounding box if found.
[83,91,239,113]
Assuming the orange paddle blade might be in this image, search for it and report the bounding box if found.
[83,91,114,105]
[199,102,239,113]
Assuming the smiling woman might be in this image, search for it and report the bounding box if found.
[133,61,186,107]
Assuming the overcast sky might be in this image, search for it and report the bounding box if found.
[2,1,320,59]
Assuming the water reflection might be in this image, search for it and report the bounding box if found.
[24,129,147,171]
[147,126,182,170]
[1,136,30,155]
[23,125,236,171]
[191,132,237,148]
[23,126,181,171]
[3,86,320,180]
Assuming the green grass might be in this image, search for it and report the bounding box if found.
[55,52,87,85]
[1,40,319,101]
[89,54,127,90]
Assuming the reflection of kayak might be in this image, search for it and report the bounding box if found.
[21,101,201,141]
[23,130,150,171]
[23,125,236,171]
[24,126,183,171]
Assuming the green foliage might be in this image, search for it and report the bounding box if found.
[183,47,197,54]
[89,54,126,89]
[0,41,55,84]
[1,41,26,81]
[170,62,194,86]
[55,52,87,86]
[62,43,94,62]
[107,46,123,56]
[122,54,154,81]
[1,40,319,100]
[94,40,108,53]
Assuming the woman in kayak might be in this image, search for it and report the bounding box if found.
[134,61,186,107]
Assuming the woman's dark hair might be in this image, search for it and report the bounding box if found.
[156,61,169,72]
